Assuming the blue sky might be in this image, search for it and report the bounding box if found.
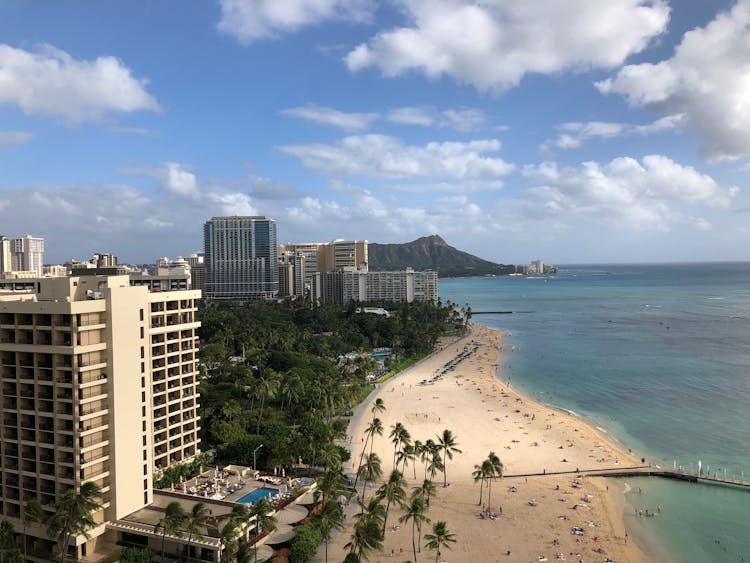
[1,0,749,265]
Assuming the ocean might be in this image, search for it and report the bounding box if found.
[439,263,750,563]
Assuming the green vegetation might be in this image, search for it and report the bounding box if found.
[472,451,504,511]
[46,482,103,563]
[290,522,322,562]
[423,521,456,563]
[197,299,463,470]
[153,453,212,489]
[133,298,463,562]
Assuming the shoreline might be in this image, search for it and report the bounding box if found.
[324,324,653,562]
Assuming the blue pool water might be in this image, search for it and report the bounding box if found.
[237,486,278,504]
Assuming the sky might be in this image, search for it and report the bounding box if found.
[1,0,749,265]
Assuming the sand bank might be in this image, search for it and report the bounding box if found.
[323,325,651,562]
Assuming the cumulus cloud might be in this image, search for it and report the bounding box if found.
[121,162,200,199]
[597,1,750,160]
[541,114,685,153]
[279,134,514,179]
[217,0,374,44]
[345,0,669,92]
[520,155,739,230]
[281,104,377,130]
[0,131,34,148]
[160,162,200,199]
[0,43,160,123]
[0,169,266,261]
[283,189,487,242]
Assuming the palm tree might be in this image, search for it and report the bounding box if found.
[425,445,444,482]
[236,542,254,563]
[22,497,45,563]
[184,502,209,562]
[436,429,462,487]
[367,418,384,457]
[413,479,437,506]
[376,470,407,535]
[353,418,384,490]
[255,369,280,434]
[371,397,386,418]
[345,515,383,562]
[217,503,248,562]
[411,440,424,480]
[248,498,276,563]
[154,501,187,563]
[471,463,486,506]
[0,519,22,563]
[315,499,344,563]
[357,453,383,508]
[396,443,416,478]
[422,439,442,480]
[353,496,386,533]
[389,422,411,469]
[316,468,347,505]
[424,521,456,563]
[46,481,102,562]
[484,452,504,512]
[399,494,430,563]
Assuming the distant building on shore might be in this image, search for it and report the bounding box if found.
[203,216,278,300]
[278,239,368,298]
[0,234,45,278]
[517,260,558,275]
[310,267,438,304]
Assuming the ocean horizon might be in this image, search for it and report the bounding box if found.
[439,262,750,562]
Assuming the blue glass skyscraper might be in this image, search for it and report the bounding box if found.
[203,216,278,299]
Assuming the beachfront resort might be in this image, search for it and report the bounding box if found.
[113,465,319,562]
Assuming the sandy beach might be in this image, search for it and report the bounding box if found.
[322,324,650,563]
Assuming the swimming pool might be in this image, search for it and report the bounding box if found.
[237,487,278,504]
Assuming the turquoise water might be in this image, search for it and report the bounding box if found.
[440,263,750,563]
[237,486,278,504]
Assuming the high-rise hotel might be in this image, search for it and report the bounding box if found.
[0,275,201,559]
[203,216,278,300]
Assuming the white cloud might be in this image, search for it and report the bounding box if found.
[542,114,685,152]
[281,104,377,130]
[30,192,79,215]
[387,105,487,131]
[387,179,505,194]
[0,131,34,148]
[145,216,174,229]
[519,155,738,230]
[247,174,304,199]
[597,0,750,160]
[386,106,435,127]
[217,0,374,44]
[279,134,514,179]
[160,162,199,199]
[345,0,669,92]
[0,173,263,261]
[282,177,496,242]
[281,103,488,132]
[0,43,160,123]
